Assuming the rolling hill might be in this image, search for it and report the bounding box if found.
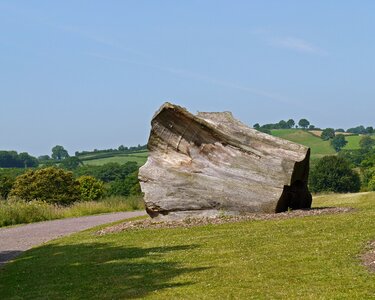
[271,129,336,160]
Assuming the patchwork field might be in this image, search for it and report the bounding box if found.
[1,192,374,299]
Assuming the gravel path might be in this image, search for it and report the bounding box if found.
[0,211,147,266]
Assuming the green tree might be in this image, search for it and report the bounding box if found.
[286,119,295,129]
[321,128,335,141]
[298,119,310,129]
[51,145,70,161]
[359,136,375,151]
[60,157,82,170]
[309,156,361,193]
[331,135,347,152]
[18,152,39,168]
[77,176,105,201]
[9,167,80,204]
[108,171,141,197]
[366,126,374,134]
[277,120,288,129]
[253,123,260,129]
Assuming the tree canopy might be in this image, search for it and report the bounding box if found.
[51,145,70,160]
[321,128,335,141]
[298,119,310,129]
[0,151,38,168]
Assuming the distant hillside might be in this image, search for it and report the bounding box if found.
[76,130,372,166]
[79,150,148,166]
[270,129,375,160]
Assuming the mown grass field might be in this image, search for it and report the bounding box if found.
[271,129,336,160]
[81,151,148,166]
[1,193,374,299]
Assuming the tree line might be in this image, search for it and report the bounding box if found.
[253,119,374,135]
[0,143,147,169]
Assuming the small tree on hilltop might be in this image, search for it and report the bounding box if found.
[321,128,335,141]
[51,145,70,160]
[298,119,310,129]
[309,156,361,193]
[278,120,288,129]
[286,119,295,129]
[331,135,347,152]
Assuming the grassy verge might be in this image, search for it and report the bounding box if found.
[1,193,374,299]
[0,196,144,227]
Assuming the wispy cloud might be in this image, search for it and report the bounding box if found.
[268,36,326,55]
[252,28,327,56]
[88,53,294,105]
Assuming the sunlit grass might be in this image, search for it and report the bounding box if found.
[1,193,374,299]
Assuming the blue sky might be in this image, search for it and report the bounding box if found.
[1,1,375,156]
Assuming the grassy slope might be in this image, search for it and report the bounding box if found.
[1,193,374,299]
[271,129,336,160]
[344,135,362,150]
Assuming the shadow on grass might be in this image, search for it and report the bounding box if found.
[0,250,23,267]
[0,242,207,299]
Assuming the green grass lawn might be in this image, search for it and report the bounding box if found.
[82,152,148,166]
[1,193,375,299]
[271,129,336,160]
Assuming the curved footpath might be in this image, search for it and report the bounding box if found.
[0,211,147,267]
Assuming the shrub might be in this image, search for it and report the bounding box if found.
[9,167,80,204]
[77,176,105,201]
[309,156,361,193]
[0,175,15,200]
[362,167,375,189]
[369,176,375,191]
[359,136,375,151]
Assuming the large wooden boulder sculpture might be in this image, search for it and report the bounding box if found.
[139,103,312,219]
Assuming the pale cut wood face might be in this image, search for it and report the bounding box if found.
[139,102,312,219]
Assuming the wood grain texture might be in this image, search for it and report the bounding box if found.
[139,103,312,219]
